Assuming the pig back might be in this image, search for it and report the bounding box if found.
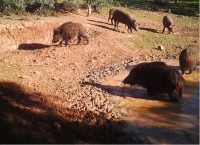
[112,9,136,26]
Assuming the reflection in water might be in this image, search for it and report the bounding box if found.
[101,59,199,144]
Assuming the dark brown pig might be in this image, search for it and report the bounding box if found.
[122,61,185,102]
[179,44,199,74]
[111,9,139,33]
[162,15,174,34]
[52,21,89,46]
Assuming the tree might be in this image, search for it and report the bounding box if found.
[85,0,108,16]
[85,0,92,16]
[174,0,179,4]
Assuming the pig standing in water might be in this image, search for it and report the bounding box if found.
[122,61,185,102]
[162,15,174,34]
[179,44,199,74]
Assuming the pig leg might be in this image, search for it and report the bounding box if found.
[59,40,65,46]
[77,37,81,44]
[167,27,171,34]
[82,36,89,44]
[63,35,69,46]
[64,39,68,46]
[114,20,117,30]
[127,26,132,33]
[181,68,186,75]
[111,17,114,25]
[189,69,193,74]
[116,21,120,30]
[162,26,166,34]
[168,93,180,102]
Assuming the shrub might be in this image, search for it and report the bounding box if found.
[0,0,26,15]
[0,0,56,15]
[25,0,55,13]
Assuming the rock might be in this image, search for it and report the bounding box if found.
[158,45,164,51]
[19,75,29,79]
[51,77,59,81]
[34,71,40,75]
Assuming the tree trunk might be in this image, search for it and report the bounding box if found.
[174,0,179,4]
[86,0,92,16]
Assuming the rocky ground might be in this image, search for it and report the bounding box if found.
[0,9,199,143]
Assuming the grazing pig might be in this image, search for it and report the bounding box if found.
[162,15,173,34]
[52,21,89,46]
[179,44,199,74]
[111,9,139,33]
[122,61,185,102]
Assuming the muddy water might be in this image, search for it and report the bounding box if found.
[101,59,199,144]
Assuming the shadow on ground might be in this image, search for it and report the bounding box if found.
[0,81,142,144]
[18,43,50,50]
[88,23,115,32]
[80,82,176,103]
[139,27,159,33]
[88,19,108,25]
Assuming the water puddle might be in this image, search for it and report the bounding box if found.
[101,59,199,144]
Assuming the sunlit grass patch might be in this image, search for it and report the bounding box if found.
[132,32,184,52]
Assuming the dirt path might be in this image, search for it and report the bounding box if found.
[0,9,198,143]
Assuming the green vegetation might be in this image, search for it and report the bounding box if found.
[113,0,199,16]
[0,0,199,16]
[122,9,199,55]
[0,0,55,16]
[0,0,85,16]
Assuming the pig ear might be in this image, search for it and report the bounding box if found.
[54,29,59,35]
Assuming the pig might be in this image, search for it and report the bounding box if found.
[162,15,174,34]
[111,9,139,33]
[179,44,199,74]
[52,21,89,46]
[122,61,185,102]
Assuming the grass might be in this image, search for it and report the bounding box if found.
[131,32,185,51]
[116,9,199,56]
[95,4,199,56]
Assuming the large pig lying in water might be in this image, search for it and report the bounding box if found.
[122,61,185,102]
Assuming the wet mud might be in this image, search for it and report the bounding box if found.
[101,59,199,144]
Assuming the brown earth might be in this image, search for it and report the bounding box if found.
[0,9,198,143]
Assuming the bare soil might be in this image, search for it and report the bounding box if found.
[0,9,198,143]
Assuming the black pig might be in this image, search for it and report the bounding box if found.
[111,9,139,33]
[122,61,185,102]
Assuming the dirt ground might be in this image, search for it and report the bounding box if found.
[0,9,199,143]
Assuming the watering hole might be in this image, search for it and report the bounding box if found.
[101,59,199,144]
